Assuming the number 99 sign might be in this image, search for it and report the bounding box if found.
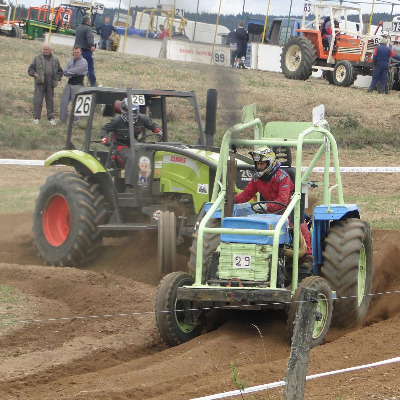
[213,50,228,66]
[74,94,92,117]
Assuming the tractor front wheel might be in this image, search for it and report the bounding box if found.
[157,211,177,274]
[321,219,373,327]
[155,272,203,347]
[333,60,356,87]
[287,276,333,348]
[33,171,107,267]
[281,36,316,80]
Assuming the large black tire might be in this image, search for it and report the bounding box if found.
[155,272,203,347]
[188,208,220,283]
[281,36,316,80]
[321,219,374,328]
[287,276,333,348]
[157,211,177,274]
[332,60,356,87]
[33,171,108,267]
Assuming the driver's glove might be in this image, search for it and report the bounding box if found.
[153,128,162,135]
[253,203,268,213]
[100,137,109,145]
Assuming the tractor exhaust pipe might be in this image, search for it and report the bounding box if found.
[205,88,217,147]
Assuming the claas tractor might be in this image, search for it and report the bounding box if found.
[281,3,381,87]
[33,87,255,272]
[155,103,374,348]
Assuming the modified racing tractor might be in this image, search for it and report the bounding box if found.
[155,103,374,348]
[33,87,254,271]
[281,3,381,87]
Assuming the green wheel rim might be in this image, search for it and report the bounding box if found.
[313,293,329,339]
[357,244,367,306]
[175,299,196,334]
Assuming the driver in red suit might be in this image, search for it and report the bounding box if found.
[234,147,313,265]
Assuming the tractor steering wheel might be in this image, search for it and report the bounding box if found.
[138,133,163,143]
[251,201,288,215]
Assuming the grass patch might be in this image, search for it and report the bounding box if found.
[0,284,27,332]
[0,187,39,213]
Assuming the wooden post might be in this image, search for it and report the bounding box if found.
[284,287,318,400]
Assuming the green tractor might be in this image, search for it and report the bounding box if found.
[155,103,374,348]
[33,87,254,272]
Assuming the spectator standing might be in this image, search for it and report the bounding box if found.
[234,22,249,68]
[157,24,169,39]
[59,45,88,124]
[367,37,400,94]
[27,43,63,125]
[97,16,117,51]
[227,30,237,67]
[74,15,96,86]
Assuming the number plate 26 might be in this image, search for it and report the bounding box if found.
[233,254,252,269]
[74,94,92,116]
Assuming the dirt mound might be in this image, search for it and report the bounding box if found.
[1,213,400,399]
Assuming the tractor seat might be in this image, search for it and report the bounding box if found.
[114,100,122,114]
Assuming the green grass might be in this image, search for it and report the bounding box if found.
[0,284,27,331]
[0,187,39,213]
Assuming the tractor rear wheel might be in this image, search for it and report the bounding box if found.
[287,276,333,348]
[33,171,107,267]
[155,272,203,347]
[321,219,373,327]
[281,36,316,80]
[188,207,220,282]
[157,211,177,274]
[333,60,355,87]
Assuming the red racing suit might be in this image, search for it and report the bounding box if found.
[234,168,312,255]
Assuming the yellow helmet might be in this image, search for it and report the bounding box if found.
[249,147,276,180]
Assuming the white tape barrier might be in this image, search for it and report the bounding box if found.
[0,159,45,165]
[189,357,400,400]
[1,159,400,173]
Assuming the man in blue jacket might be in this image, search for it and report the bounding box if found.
[97,17,117,51]
[367,37,400,94]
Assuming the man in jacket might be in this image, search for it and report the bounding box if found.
[97,17,117,51]
[74,15,96,86]
[234,147,313,268]
[367,37,400,94]
[27,44,63,125]
[59,45,88,124]
[100,98,162,192]
[234,22,249,68]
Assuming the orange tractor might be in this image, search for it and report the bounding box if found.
[281,3,381,87]
[0,0,22,38]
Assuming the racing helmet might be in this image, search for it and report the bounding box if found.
[249,147,277,180]
[120,98,139,122]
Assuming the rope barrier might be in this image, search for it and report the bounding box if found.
[1,289,400,326]
[2,158,400,172]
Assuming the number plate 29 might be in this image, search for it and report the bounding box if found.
[233,254,252,269]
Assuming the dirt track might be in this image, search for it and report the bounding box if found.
[0,212,400,400]
[1,162,400,400]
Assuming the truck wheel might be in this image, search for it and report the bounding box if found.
[287,276,333,348]
[321,219,373,327]
[281,36,316,80]
[10,25,21,38]
[33,171,107,267]
[188,208,220,283]
[155,272,203,347]
[324,70,335,85]
[157,211,177,274]
[377,70,394,93]
[333,60,355,87]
